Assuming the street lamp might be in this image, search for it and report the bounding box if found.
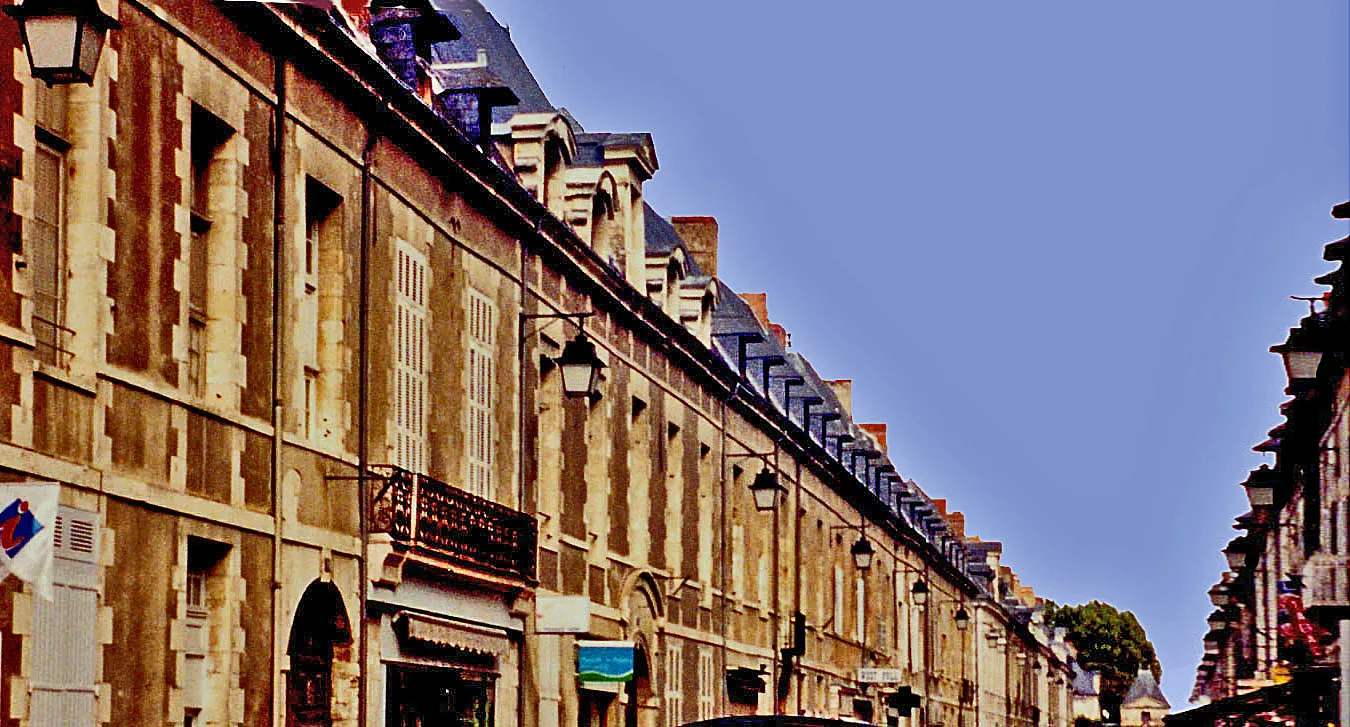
[910,579,929,606]
[1206,610,1230,631]
[1208,583,1231,607]
[4,0,120,86]
[1271,313,1328,383]
[1241,465,1280,509]
[1222,538,1249,572]
[851,535,875,571]
[749,466,786,512]
[954,605,969,631]
[555,332,605,397]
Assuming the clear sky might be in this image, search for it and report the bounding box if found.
[477,0,1348,706]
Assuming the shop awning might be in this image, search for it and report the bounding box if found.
[394,611,511,657]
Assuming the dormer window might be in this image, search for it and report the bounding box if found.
[542,135,567,215]
[591,187,622,272]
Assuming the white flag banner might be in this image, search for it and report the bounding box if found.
[0,482,59,601]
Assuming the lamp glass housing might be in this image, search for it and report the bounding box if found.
[851,535,874,571]
[1243,465,1279,509]
[1208,586,1230,608]
[748,467,785,512]
[1207,613,1228,631]
[555,333,604,397]
[1224,549,1246,571]
[1282,350,1323,382]
[954,606,969,631]
[910,579,929,606]
[5,0,119,85]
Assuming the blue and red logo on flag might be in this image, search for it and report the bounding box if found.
[0,499,44,559]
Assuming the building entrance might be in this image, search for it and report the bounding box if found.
[387,663,497,727]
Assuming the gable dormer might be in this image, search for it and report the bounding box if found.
[507,112,576,216]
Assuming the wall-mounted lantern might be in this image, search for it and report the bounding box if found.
[556,332,605,398]
[5,0,120,86]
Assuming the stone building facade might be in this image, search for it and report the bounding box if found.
[0,1,1074,727]
[1176,202,1350,727]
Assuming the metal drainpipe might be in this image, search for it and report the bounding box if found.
[514,231,533,727]
[718,392,731,716]
[357,128,380,727]
[793,454,803,715]
[771,440,781,718]
[270,55,288,727]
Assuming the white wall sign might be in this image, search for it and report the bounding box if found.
[537,594,591,634]
[858,668,903,684]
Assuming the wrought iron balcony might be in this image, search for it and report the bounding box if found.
[367,465,536,584]
[1301,553,1350,622]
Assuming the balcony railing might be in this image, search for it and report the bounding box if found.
[367,465,536,583]
[1301,553,1350,616]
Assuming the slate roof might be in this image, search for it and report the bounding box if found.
[1071,663,1100,697]
[643,203,702,276]
[429,65,519,104]
[430,0,554,124]
[1122,668,1170,708]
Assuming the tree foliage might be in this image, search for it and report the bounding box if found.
[1044,600,1160,700]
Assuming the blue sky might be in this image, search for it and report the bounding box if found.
[479,0,1349,705]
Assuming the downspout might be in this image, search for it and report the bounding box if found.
[357,128,380,727]
[270,55,288,727]
[793,454,803,715]
[515,233,529,727]
[770,440,781,717]
[718,387,734,715]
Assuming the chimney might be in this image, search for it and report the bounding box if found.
[948,512,965,539]
[932,498,947,517]
[740,293,769,327]
[859,423,887,452]
[339,0,371,35]
[826,380,852,416]
[370,5,424,89]
[1018,585,1036,607]
[671,216,718,278]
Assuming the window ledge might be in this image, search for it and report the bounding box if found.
[34,361,96,397]
[0,322,35,350]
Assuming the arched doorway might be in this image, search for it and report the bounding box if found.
[623,642,652,727]
[286,580,352,727]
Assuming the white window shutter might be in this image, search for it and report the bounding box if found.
[395,244,429,475]
[31,506,99,727]
[465,290,496,500]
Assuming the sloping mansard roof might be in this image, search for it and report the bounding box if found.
[1122,668,1170,709]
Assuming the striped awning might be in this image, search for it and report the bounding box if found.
[393,611,510,658]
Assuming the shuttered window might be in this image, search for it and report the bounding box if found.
[664,642,683,727]
[31,507,99,726]
[395,245,428,474]
[833,566,844,634]
[697,646,716,721]
[31,142,65,367]
[465,290,496,501]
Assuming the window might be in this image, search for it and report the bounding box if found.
[855,577,865,642]
[664,642,683,727]
[395,244,428,474]
[833,566,844,634]
[184,539,229,726]
[304,178,340,284]
[31,507,99,725]
[31,138,67,366]
[697,647,716,721]
[304,369,318,440]
[187,105,234,396]
[466,289,496,500]
[731,524,744,598]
